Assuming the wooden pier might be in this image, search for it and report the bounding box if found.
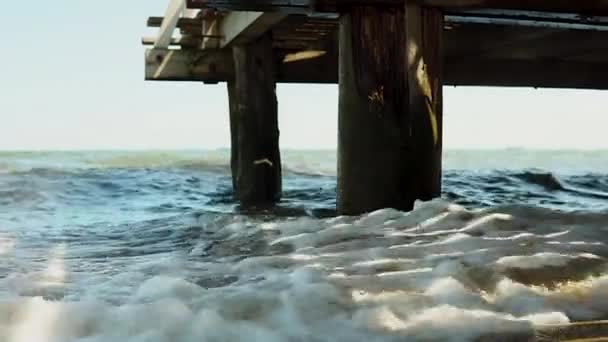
[143,0,608,215]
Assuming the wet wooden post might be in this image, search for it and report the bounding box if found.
[407,4,444,201]
[227,33,282,207]
[337,4,443,215]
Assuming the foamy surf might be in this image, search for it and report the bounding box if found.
[1,199,608,341]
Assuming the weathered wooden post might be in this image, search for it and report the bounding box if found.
[228,34,282,207]
[337,4,443,215]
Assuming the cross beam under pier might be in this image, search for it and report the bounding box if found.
[145,48,608,90]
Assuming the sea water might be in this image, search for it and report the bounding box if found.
[1,149,608,341]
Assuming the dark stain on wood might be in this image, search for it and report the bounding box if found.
[350,6,408,124]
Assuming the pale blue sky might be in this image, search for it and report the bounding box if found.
[1,1,607,150]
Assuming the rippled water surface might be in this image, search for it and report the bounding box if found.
[1,150,608,341]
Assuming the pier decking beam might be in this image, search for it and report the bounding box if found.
[188,0,608,16]
[337,4,443,215]
[228,34,282,207]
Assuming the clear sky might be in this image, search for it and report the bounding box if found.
[1,0,607,151]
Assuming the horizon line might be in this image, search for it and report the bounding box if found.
[2,147,608,153]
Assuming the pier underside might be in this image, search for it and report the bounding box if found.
[146,20,608,89]
[144,0,608,214]
[146,5,608,89]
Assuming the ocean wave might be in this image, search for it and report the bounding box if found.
[513,171,565,191]
[510,171,608,202]
[2,160,231,176]
[0,151,333,178]
[2,200,608,341]
[2,167,607,216]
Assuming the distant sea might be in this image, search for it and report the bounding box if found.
[1,149,608,341]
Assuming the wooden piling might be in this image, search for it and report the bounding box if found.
[228,34,282,207]
[407,5,444,200]
[337,5,443,215]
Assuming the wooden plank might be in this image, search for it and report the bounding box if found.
[142,36,203,48]
[145,48,234,82]
[155,0,186,49]
[218,11,287,48]
[147,16,201,29]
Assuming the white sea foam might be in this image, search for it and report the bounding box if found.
[1,199,608,341]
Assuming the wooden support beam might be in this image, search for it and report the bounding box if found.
[144,47,337,83]
[145,48,234,82]
[145,47,608,89]
[187,0,314,13]
[445,58,608,89]
[228,81,239,193]
[155,0,186,49]
[337,6,409,214]
[336,4,444,215]
[424,0,608,15]
[218,11,288,48]
[202,10,221,49]
[406,4,444,201]
[228,34,282,206]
